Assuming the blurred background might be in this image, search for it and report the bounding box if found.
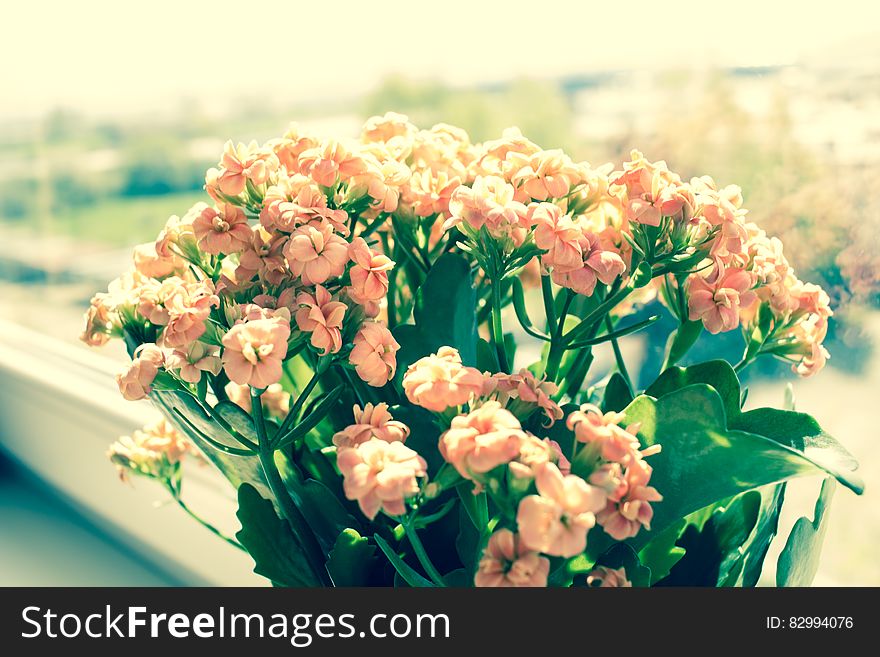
[1,0,878,585]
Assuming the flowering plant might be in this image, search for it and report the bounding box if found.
[83,114,863,587]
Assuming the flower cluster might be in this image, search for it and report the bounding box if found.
[83,114,845,590]
[107,418,190,482]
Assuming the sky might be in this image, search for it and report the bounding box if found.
[3,0,879,120]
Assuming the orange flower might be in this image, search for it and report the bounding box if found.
[333,403,410,449]
[349,321,399,386]
[402,346,484,412]
[294,285,346,355]
[475,529,549,587]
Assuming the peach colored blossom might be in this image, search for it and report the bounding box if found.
[132,241,183,279]
[566,404,642,465]
[349,322,399,386]
[221,318,290,389]
[116,344,165,401]
[516,463,606,557]
[688,268,756,334]
[333,403,410,449]
[439,401,525,479]
[402,346,485,412]
[165,341,221,384]
[155,204,203,259]
[405,168,461,217]
[294,285,346,356]
[108,418,189,481]
[348,237,394,303]
[361,112,417,145]
[586,566,632,588]
[261,173,348,234]
[80,293,117,347]
[298,139,366,187]
[531,203,585,272]
[236,227,290,286]
[511,149,581,201]
[158,280,220,349]
[510,434,571,479]
[475,529,550,587]
[284,220,350,286]
[483,369,563,427]
[337,438,427,519]
[471,127,541,181]
[225,382,290,418]
[347,155,411,213]
[270,123,320,174]
[193,204,252,255]
[445,176,530,246]
[596,458,662,540]
[209,140,278,198]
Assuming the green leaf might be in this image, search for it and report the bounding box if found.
[663,319,703,367]
[374,534,435,587]
[327,529,377,587]
[623,385,862,550]
[646,359,741,421]
[476,337,500,372]
[152,391,271,498]
[212,400,260,443]
[389,404,444,475]
[279,456,360,552]
[234,483,321,587]
[593,543,651,587]
[442,568,471,587]
[638,519,687,584]
[602,372,634,413]
[730,409,861,491]
[776,477,836,587]
[659,491,761,587]
[410,252,478,366]
[455,504,480,574]
[741,483,786,587]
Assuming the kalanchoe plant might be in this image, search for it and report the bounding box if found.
[83,113,863,587]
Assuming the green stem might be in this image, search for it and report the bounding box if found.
[403,519,446,587]
[251,388,331,586]
[541,275,557,334]
[490,281,510,373]
[605,316,634,391]
[172,491,244,551]
[359,213,388,239]
[381,232,398,329]
[274,361,327,444]
[545,290,574,382]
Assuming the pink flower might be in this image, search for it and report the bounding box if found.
[347,156,411,213]
[531,202,625,296]
[445,175,530,245]
[298,139,366,187]
[261,173,348,234]
[566,404,642,465]
[349,322,399,386]
[596,458,662,540]
[531,203,584,271]
[439,401,525,479]
[80,293,116,347]
[688,268,756,334]
[511,149,581,201]
[284,220,350,286]
[116,344,165,401]
[333,403,410,449]
[193,204,252,255]
[402,346,485,412]
[236,227,290,286]
[585,566,632,588]
[158,280,220,349]
[209,140,277,197]
[294,285,346,356]
[221,318,290,389]
[516,463,606,557]
[483,369,563,427]
[165,341,222,384]
[361,112,417,144]
[337,438,427,519]
[474,529,550,587]
[405,169,461,217]
[132,241,182,278]
[348,237,394,303]
[509,434,571,479]
[108,418,189,481]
